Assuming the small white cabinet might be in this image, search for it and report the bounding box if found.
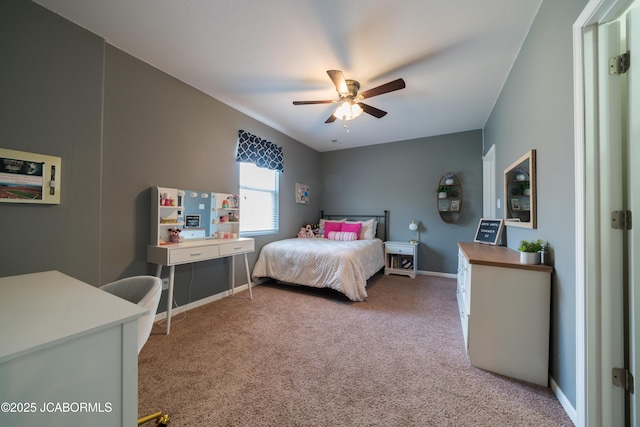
[457,242,552,386]
[384,241,418,279]
[151,186,185,245]
[210,192,240,239]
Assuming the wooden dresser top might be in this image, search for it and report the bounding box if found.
[458,242,553,273]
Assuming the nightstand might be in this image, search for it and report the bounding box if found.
[384,241,418,279]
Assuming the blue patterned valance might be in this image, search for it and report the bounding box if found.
[236,130,284,172]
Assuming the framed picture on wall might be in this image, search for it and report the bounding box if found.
[0,148,61,204]
[295,183,309,204]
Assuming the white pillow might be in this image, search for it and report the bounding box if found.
[327,231,358,241]
[345,219,376,240]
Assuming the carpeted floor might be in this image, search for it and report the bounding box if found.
[138,273,574,426]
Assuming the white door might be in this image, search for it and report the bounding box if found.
[627,6,640,425]
[576,1,639,425]
[601,5,640,425]
[598,17,626,426]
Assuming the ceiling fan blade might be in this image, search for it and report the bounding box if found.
[359,103,387,119]
[359,78,406,99]
[327,70,348,95]
[293,100,335,105]
[325,114,338,123]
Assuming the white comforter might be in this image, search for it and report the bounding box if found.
[252,238,384,301]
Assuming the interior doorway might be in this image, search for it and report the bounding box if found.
[482,144,496,219]
[574,1,639,425]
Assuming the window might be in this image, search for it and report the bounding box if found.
[239,162,279,235]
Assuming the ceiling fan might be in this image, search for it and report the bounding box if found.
[293,70,406,124]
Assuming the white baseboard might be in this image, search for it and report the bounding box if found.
[417,270,457,279]
[550,376,577,425]
[154,283,252,322]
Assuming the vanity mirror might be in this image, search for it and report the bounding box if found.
[504,150,537,229]
[150,186,240,245]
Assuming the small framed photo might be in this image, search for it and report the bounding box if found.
[185,214,201,228]
[450,200,460,211]
[511,198,520,210]
[295,183,309,204]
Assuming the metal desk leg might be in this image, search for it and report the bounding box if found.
[165,265,175,335]
[244,252,253,300]
[231,255,236,296]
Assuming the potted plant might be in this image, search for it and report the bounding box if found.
[444,173,455,185]
[521,181,530,196]
[517,239,545,264]
[437,186,449,198]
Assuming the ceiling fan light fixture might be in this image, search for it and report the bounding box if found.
[333,101,363,121]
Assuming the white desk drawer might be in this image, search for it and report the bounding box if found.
[169,245,220,264]
[385,244,413,255]
[219,239,255,256]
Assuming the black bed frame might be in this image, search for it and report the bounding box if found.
[320,210,389,242]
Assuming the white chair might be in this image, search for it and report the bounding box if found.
[100,276,170,425]
[100,275,162,354]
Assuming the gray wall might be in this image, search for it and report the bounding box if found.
[320,130,483,273]
[101,45,321,308]
[1,1,321,312]
[0,0,104,284]
[484,0,588,407]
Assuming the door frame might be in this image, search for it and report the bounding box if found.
[482,144,496,219]
[574,0,635,425]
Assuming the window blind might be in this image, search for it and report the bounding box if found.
[239,162,279,234]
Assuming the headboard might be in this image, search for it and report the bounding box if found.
[320,210,390,242]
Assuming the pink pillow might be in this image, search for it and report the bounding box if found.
[323,221,343,237]
[340,222,362,239]
[327,231,358,241]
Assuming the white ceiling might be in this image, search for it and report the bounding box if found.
[34,0,542,152]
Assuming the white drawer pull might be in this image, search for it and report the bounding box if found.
[233,246,242,250]
[190,252,202,257]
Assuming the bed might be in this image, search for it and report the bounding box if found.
[251,211,389,301]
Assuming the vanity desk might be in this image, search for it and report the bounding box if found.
[457,242,552,386]
[148,186,254,335]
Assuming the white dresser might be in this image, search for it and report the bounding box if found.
[457,242,552,386]
[0,271,145,427]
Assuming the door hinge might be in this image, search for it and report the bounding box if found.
[613,367,635,393]
[610,50,631,75]
[611,210,632,230]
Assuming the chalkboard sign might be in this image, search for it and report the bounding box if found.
[185,214,201,228]
[474,218,504,245]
